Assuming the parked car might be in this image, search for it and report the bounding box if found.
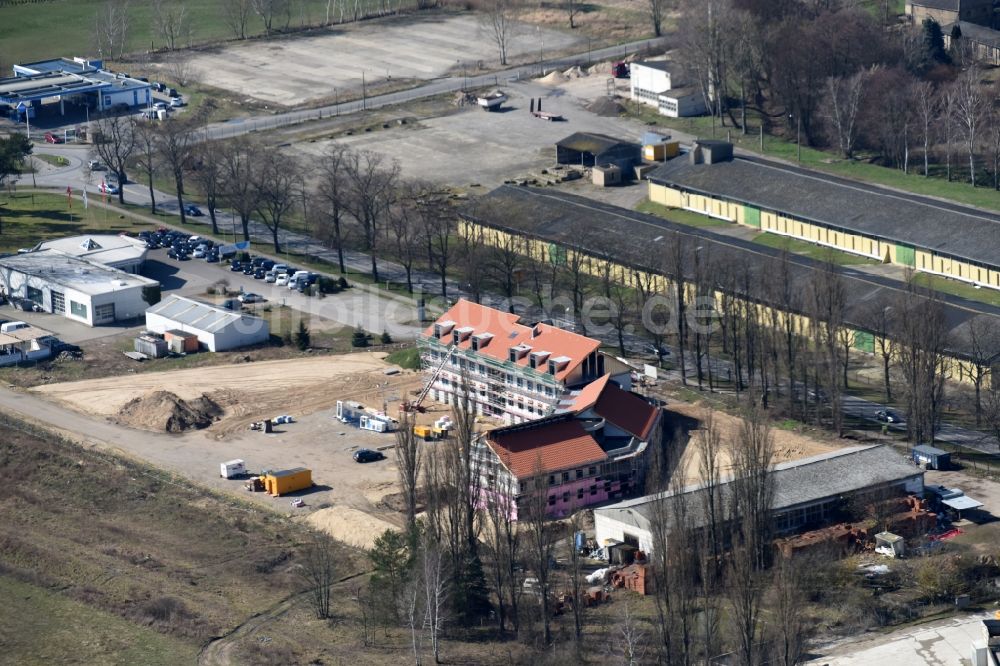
[275,273,290,286]
[221,298,241,311]
[192,247,206,259]
[153,102,168,111]
[230,260,243,272]
[152,82,165,92]
[238,292,263,304]
[265,271,278,283]
[88,160,106,171]
[205,253,219,263]
[106,183,120,194]
[253,268,267,279]
[875,410,902,424]
[168,88,180,98]
[353,449,385,463]
[260,260,275,271]
[170,97,185,108]
[184,204,203,217]
[44,132,63,144]
[242,264,255,275]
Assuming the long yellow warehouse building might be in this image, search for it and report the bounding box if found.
[647,146,1000,291]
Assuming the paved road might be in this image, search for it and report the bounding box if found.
[199,37,669,141]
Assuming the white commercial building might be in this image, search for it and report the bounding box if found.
[630,60,707,118]
[145,295,271,352]
[34,234,147,273]
[0,250,159,326]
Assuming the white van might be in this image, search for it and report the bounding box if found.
[0,321,30,334]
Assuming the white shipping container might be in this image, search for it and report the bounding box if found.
[220,459,246,478]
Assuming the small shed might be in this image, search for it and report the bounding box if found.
[134,333,168,358]
[146,295,270,352]
[874,531,905,558]
[592,164,622,187]
[164,329,199,353]
[913,444,950,470]
[556,132,641,177]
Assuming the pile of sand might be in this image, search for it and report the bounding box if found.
[307,506,400,550]
[117,390,224,433]
[586,96,626,117]
[538,70,567,85]
[563,65,588,78]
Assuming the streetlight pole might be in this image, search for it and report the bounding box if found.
[797,114,801,163]
[362,71,366,111]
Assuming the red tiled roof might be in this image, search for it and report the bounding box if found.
[593,383,659,440]
[422,299,600,383]
[564,374,610,412]
[487,418,607,479]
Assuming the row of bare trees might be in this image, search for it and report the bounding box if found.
[94,0,436,59]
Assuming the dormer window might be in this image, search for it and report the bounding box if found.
[529,350,551,369]
[508,344,531,362]
[434,320,455,339]
[471,333,493,352]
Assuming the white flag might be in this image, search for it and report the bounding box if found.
[82,189,88,209]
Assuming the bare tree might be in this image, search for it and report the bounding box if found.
[955,66,986,186]
[459,222,489,304]
[895,278,949,444]
[344,150,400,284]
[394,412,422,533]
[252,0,292,36]
[166,53,199,87]
[94,0,131,61]
[479,0,521,66]
[487,231,522,307]
[390,182,427,293]
[298,531,338,619]
[523,456,554,645]
[617,600,648,666]
[986,105,1000,190]
[254,151,299,253]
[189,136,225,235]
[914,80,938,177]
[858,296,896,404]
[133,120,159,214]
[648,0,668,37]
[92,114,136,205]
[421,193,454,300]
[222,0,254,39]
[966,315,1000,427]
[940,84,959,182]
[824,69,869,159]
[421,534,449,664]
[807,261,846,436]
[155,117,198,225]
[316,144,351,274]
[566,0,579,29]
[769,554,808,666]
[220,137,263,241]
[152,0,192,50]
[483,473,522,637]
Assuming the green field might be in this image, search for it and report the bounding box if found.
[634,199,732,228]
[0,0,418,66]
[0,191,154,254]
[752,232,878,266]
[911,272,1000,307]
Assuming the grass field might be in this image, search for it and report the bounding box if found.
[752,232,879,266]
[0,0,418,66]
[634,199,732,228]
[911,272,1000,307]
[0,191,154,254]
[0,412,369,664]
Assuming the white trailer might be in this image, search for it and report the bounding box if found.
[477,91,508,111]
[220,459,246,478]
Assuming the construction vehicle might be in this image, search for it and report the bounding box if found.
[401,345,457,413]
[611,61,629,78]
[244,476,264,492]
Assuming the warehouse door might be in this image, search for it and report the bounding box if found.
[50,290,65,314]
[94,303,115,324]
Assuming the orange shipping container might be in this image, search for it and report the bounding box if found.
[263,468,312,496]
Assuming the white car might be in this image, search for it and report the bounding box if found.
[275,273,290,286]
[169,97,185,108]
[238,292,263,304]
[153,102,168,111]
[264,271,277,283]
[192,247,206,258]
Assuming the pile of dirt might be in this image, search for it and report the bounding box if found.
[586,96,626,117]
[562,65,588,78]
[117,390,224,433]
[538,70,567,85]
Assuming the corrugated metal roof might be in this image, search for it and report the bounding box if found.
[146,295,256,334]
[556,132,638,156]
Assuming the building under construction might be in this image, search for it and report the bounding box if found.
[416,299,631,425]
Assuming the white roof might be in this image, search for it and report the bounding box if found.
[0,325,52,346]
[0,250,158,296]
[146,295,264,334]
[35,234,146,266]
[942,495,984,511]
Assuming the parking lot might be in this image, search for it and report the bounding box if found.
[181,14,582,106]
